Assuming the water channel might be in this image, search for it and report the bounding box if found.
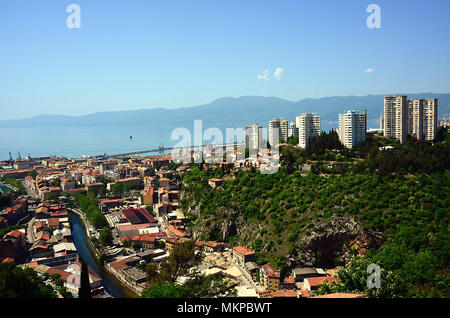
[68,210,135,298]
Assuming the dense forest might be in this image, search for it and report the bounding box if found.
[181,130,450,297]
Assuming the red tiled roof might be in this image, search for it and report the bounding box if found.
[122,208,156,224]
[284,276,295,284]
[312,293,367,298]
[121,234,156,243]
[109,259,129,271]
[2,257,15,263]
[5,230,25,238]
[168,225,187,238]
[305,276,337,287]
[271,290,298,298]
[48,218,60,227]
[233,246,255,256]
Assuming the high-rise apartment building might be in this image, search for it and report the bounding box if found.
[288,121,299,138]
[423,98,438,141]
[296,113,321,148]
[407,99,424,141]
[268,118,288,146]
[245,124,263,150]
[338,110,367,148]
[384,96,408,143]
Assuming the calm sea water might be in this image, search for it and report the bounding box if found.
[0,126,177,161]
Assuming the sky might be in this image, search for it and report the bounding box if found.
[1,0,449,120]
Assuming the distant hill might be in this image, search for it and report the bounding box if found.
[1,93,449,131]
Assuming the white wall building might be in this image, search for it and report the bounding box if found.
[296,114,321,148]
[423,98,438,141]
[338,110,367,148]
[268,118,288,146]
[245,124,263,150]
[407,99,424,141]
[384,96,408,143]
[288,121,299,138]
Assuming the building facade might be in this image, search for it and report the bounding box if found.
[423,98,438,141]
[245,124,263,150]
[407,99,424,141]
[296,114,321,148]
[383,96,408,143]
[268,118,288,146]
[338,110,367,148]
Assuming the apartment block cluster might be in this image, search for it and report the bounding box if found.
[247,110,366,150]
[382,96,438,143]
[246,95,439,152]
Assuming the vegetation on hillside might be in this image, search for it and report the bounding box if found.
[0,262,57,298]
[180,131,450,297]
[141,240,236,298]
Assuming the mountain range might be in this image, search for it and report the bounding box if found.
[1,93,449,132]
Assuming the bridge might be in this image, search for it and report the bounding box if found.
[92,142,245,159]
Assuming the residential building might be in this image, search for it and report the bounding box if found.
[260,264,281,290]
[423,98,438,141]
[383,96,408,143]
[292,267,327,282]
[232,246,256,266]
[338,110,367,148]
[303,276,336,293]
[139,186,154,206]
[268,118,288,146]
[407,99,424,140]
[288,121,299,138]
[296,114,321,148]
[245,124,263,150]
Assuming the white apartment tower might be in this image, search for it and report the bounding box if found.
[407,99,424,141]
[288,121,299,138]
[379,114,384,131]
[423,98,438,141]
[338,110,367,148]
[384,96,408,143]
[245,124,263,150]
[268,118,288,146]
[296,113,321,148]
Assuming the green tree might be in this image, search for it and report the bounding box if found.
[99,227,113,246]
[0,262,57,298]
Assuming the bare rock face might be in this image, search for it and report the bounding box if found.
[220,220,236,241]
[289,216,384,269]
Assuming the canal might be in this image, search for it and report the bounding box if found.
[68,210,134,298]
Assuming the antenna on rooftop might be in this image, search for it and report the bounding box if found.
[17,151,21,160]
[9,152,13,162]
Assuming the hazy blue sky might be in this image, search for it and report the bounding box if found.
[1,0,449,120]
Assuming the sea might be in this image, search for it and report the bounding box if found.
[0,126,178,161]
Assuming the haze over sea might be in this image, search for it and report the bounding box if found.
[0,125,175,161]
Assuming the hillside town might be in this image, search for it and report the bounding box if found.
[0,96,443,298]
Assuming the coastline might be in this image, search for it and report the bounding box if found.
[69,208,139,298]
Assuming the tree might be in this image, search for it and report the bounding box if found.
[157,240,201,283]
[141,282,188,298]
[141,274,236,298]
[0,262,57,298]
[99,227,113,246]
[78,259,92,299]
